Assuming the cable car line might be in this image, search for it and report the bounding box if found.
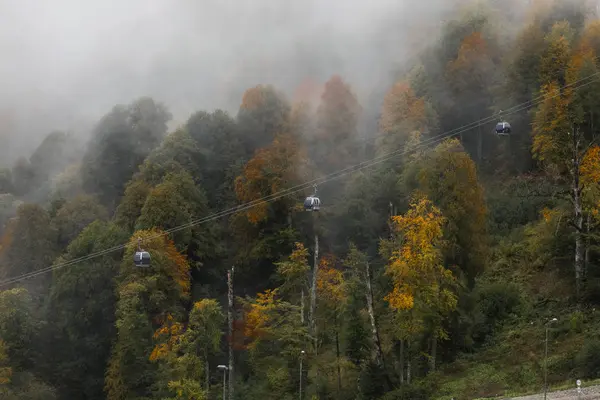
[2,73,598,286]
[2,73,598,285]
[1,73,599,288]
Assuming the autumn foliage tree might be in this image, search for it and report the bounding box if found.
[539,21,574,87]
[149,299,224,398]
[232,132,310,290]
[313,75,362,175]
[446,30,501,163]
[315,255,351,395]
[149,304,221,400]
[415,139,488,285]
[237,85,291,153]
[234,133,308,225]
[532,39,600,299]
[275,242,310,312]
[105,229,191,400]
[241,288,309,400]
[378,81,438,158]
[383,193,458,372]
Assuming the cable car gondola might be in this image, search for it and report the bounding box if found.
[494,110,511,136]
[495,121,511,136]
[134,251,151,267]
[304,184,321,212]
[134,238,151,267]
[304,196,321,211]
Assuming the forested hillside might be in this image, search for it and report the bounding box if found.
[3,1,600,399]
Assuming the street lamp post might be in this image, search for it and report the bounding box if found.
[218,364,229,400]
[544,318,558,400]
[299,350,305,400]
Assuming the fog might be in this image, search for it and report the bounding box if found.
[0,0,473,164]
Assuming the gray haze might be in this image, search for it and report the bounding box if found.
[0,0,485,164]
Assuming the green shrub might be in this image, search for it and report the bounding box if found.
[575,339,600,378]
[471,282,522,345]
[379,383,431,400]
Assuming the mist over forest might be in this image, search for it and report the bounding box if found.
[0,0,514,164]
[5,1,600,400]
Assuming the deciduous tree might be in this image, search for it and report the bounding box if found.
[313,75,361,174]
[105,229,191,400]
[532,46,600,299]
[383,194,458,372]
[415,139,488,285]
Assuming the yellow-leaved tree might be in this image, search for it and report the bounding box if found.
[383,193,458,373]
[315,255,350,395]
[532,32,600,299]
[275,242,310,317]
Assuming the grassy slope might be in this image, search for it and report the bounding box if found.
[429,193,600,399]
[432,308,600,399]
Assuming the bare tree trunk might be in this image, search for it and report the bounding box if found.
[205,356,210,393]
[335,317,342,395]
[585,212,591,281]
[309,233,319,349]
[430,336,437,373]
[300,289,305,325]
[227,267,234,400]
[406,342,412,385]
[571,131,584,301]
[365,260,384,366]
[399,340,404,385]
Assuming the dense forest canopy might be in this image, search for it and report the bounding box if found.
[4,1,600,399]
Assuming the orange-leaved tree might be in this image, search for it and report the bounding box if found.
[232,130,311,295]
[446,30,499,163]
[241,288,309,399]
[149,299,224,397]
[378,80,438,158]
[313,75,362,174]
[235,133,309,225]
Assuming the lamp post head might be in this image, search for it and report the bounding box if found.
[217,364,228,370]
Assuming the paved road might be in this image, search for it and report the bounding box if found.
[502,384,600,400]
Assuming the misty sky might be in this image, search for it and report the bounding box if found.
[0,0,462,161]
